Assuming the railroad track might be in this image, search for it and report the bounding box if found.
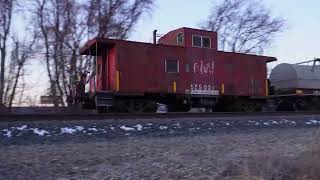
[1,111,320,122]
[2,110,320,146]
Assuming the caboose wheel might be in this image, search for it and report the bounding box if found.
[97,106,112,113]
[114,99,157,113]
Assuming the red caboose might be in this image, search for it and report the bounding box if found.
[76,27,276,112]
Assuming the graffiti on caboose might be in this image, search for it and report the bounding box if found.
[193,60,214,75]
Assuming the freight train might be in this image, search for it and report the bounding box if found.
[67,27,320,113]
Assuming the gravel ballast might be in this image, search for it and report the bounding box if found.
[0,127,319,180]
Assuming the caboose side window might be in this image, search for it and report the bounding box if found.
[192,35,212,48]
[176,33,184,45]
[192,35,202,47]
[202,37,211,48]
[165,59,179,73]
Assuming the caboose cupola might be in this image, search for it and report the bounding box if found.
[158,27,218,50]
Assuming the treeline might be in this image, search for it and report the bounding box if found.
[0,0,285,107]
[0,0,153,107]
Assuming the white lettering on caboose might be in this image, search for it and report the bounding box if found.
[193,60,214,75]
[185,83,219,95]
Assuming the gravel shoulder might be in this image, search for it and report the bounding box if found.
[1,127,319,180]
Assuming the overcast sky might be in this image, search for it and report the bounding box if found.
[131,0,320,68]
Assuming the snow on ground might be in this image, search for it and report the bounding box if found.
[159,126,168,130]
[2,129,12,138]
[60,127,78,134]
[3,118,320,139]
[17,125,28,131]
[88,128,98,132]
[60,126,85,135]
[120,125,135,131]
[135,124,143,131]
[306,120,320,125]
[75,126,85,131]
[32,128,49,136]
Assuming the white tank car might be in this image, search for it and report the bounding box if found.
[270,62,320,92]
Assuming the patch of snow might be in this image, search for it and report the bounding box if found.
[308,120,320,124]
[110,127,115,130]
[306,120,320,125]
[255,122,260,126]
[88,128,98,132]
[225,122,230,126]
[146,123,153,126]
[32,128,49,136]
[2,129,12,138]
[120,125,135,131]
[290,121,297,124]
[159,126,168,130]
[280,119,289,124]
[271,121,278,125]
[75,126,85,131]
[60,127,77,134]
[134,124,143,131]
[263,122,270,126]
[17,125,28,131]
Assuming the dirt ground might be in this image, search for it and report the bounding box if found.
[0,127,319,180]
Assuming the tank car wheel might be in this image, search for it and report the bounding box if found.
[277,100,295,111]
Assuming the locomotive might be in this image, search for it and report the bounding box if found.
[68,27,319,112]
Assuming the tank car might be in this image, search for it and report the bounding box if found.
[269,59,320,111]
[68,27,276,113]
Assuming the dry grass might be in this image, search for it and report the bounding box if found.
[220,129,320,180]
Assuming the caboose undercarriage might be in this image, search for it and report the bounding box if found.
[70,90,269,113]
[80,91,219,113]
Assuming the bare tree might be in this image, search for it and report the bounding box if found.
[201,0,286,54]
[32,0,69,106]
[3,36,36,107]
[31,0,154,107]
[86,0,153,39]
[0,0,14,107]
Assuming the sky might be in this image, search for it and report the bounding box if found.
[130,0,320,69]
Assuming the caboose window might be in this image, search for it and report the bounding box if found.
[176,33,184,45]
[192,35,202,47]
[202,37,211,48]
[166,59,179,73]
[192,35,211,48]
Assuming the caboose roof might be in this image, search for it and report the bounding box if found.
[80,28,277,63]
